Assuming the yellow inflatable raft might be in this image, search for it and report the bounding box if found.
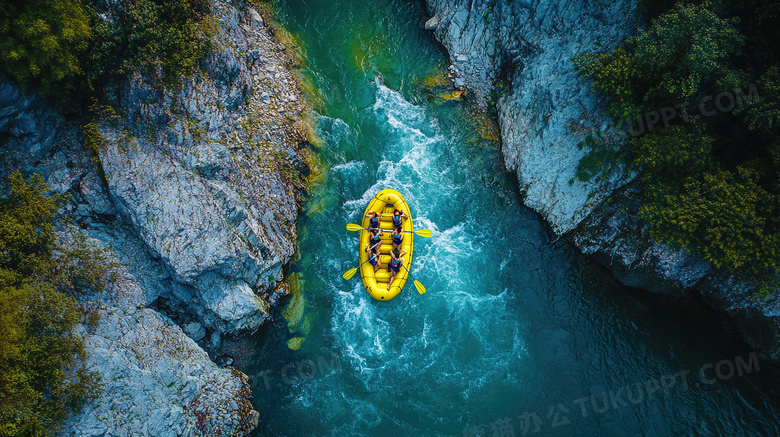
[359,189,414,300]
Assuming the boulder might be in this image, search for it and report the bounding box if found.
[424,0,780,363]
[184,322,206,342]
[424,14,439,30]
[249,8,264,28]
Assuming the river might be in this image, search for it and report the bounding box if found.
[240,0,780,435]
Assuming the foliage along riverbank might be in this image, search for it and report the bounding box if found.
[1,0,314,434]
[0,0,212,111]
[574,0,780,285]
[423,0,780,362]
[0,171,110,435]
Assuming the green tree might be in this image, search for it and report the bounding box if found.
[742,65,780,136]
[573,2,744,120]
[631,124,715,178]
[0,0,92,95]
[0,171,63,279]
[574,1,780,276]
[641,167,779,272]
[88,0,212,90]
[0,0,212,104]
[0,172,101,436]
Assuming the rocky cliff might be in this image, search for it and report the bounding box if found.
[424,0,780,361]
[425,0,638,234]
[98,0,308,336]
[0,1,309,434]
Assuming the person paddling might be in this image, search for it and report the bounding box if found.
[391,247,407,259]
[368,229,382,249]
[391,226,404,250]
[365,211,382,231]
[392,209,408,229]
[386,250,404,290]
[364,243,381,272]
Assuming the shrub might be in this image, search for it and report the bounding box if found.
[0,171,64,279]
[741,65,780,136]
[88,0,212,90]
[630,124,714,177]
[54,231,121,296]
[573,2,744,121]
[83,122,105,156]
[0,0,92,95]
[0,0,212,104]
[574,1,780,276]
[0,172,103,436]
[641,167,779,272]
[574,134,627,184]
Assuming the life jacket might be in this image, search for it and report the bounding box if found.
[392,214,402,227]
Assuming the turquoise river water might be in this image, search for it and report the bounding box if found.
[240,0,780,435]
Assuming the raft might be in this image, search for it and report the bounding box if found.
[359,189,414,300]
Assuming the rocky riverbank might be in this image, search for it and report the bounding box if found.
[423,0,780,361]
[0,0,310,435]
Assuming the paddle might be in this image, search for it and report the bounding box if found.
[341,242,381,280]
[399,262,426,295]
[345,223,432,238]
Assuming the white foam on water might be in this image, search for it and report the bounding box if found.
[331,160,365,173]
[342,186,379,213]
[330,82,528,387]
[282,81,530,436]
[344,84,450,207]
[315,114,357,147]
[261,4,780,436]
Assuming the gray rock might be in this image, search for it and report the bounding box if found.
[184,322,206,342]
[96,0,305,335]
[424,15,439,30]
[47,166,83,193]
[427,0,640,234]
[0,78,61,177]
[249,8,264,28]
[0,0,309,433]
[77,203,92,217]
[59,231,259,436]
[210,331,222,351]
[80,172,116,215]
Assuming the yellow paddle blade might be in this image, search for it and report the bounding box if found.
[346,223,363,232]
[414,229,432,238]
[414,280,427,294]
[342,268,358,280]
